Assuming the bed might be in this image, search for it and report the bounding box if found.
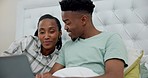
[16,0,148,77]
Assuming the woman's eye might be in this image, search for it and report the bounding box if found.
[39,32,45,34]
[50,30,55,33]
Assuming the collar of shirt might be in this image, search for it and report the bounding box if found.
[32,36,59,58]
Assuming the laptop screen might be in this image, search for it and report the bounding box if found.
[0,54,34,78]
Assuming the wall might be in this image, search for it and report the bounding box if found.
[0,0,18,54]
[15,0,71,44]
[17,0,148,55]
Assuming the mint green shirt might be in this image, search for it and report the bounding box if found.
[57,32,128,75]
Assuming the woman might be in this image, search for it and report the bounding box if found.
[2,14,62,74]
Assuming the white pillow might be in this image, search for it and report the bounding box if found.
[53,67,99,77]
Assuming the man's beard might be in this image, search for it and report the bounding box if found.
[71,38,77,41]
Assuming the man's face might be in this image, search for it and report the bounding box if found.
[62,11,85,40]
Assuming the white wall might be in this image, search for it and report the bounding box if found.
[0,0,18,54]
[15,0,72,45]
[15,0,148,55]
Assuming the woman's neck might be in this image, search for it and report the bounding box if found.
[41,46,55,56]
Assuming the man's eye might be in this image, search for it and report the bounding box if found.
[65,21,70,25]
[66,22,70,25]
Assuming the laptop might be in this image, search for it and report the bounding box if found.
[0,54,34,78]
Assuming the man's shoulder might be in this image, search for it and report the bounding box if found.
[101,31,121,38]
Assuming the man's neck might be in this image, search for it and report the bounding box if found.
[81,25,101,39]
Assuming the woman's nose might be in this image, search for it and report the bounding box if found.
[44,32,50,39]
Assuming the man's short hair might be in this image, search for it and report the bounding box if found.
[59,0,95,15]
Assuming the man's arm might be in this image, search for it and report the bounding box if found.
[95,59,125,78]
[36,63,64,78]
[88,59,125,78]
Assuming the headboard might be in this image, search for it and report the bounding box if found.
[16,0,148,55]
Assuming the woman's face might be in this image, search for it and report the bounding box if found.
[38,18,61,50]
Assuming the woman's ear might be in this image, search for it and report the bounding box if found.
[59,31,62,38]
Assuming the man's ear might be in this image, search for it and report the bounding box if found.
[81,15,88,26]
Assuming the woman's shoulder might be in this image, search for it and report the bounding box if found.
[18,35,38,42]
[16,35,40,47]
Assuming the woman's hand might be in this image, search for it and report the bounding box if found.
[35,73,42,78]
[35,72,53,78]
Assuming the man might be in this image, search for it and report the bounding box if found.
[36,0,128,78]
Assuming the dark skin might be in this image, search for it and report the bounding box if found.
[38,18,62,56]
[36,11,125,78]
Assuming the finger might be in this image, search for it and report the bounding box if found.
[35,74,41,78]
[35,74,38,78]
[40,74,43,78]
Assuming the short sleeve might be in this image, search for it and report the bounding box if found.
[104,33,128,67]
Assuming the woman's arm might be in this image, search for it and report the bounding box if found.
[36,63,64,78]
